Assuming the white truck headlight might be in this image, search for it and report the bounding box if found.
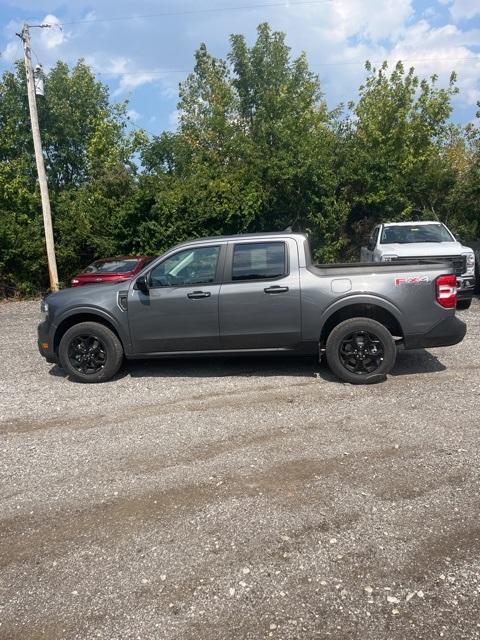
[464,253,475,276]
[381,255,398,262]
[40,299,48,317]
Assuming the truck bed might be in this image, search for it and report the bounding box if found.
[310,260,453,278]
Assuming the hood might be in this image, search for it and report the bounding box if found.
[45,280,131,313]
[380,241,468,257]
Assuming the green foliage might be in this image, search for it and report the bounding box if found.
[445,120,480,239]
[143,23,343,261]
[0,25,478,295]
[339,61,461,251]
[0,60,140,293]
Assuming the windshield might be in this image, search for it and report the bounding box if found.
[82,259,140,274]
[380,224,454,244]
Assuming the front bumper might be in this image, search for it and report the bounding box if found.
[37,319,58,364]
[403,315,466,350]
[457,276,475,300]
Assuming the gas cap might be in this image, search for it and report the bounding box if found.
[331,279,352,294]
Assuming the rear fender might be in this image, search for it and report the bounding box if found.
[318,294,404,343]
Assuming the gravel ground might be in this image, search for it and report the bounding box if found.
[1,299,480,640]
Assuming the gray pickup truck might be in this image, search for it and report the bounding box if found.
[38,232,466,384]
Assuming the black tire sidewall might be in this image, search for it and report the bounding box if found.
[456,300,472,311]
[326,317,396,384]
[58,322,123,383]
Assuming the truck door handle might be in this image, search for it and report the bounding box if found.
[187,291,211,299]
[264,286,289,294]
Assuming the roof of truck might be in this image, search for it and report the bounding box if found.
[172,231,308,248]
[383,221,443,227]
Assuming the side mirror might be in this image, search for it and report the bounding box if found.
[367,239,375,251]
[135,275,149,294]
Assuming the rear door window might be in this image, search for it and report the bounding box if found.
[231,242,287,281]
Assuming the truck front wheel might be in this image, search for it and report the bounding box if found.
[325,317,396,384]
[58,321,124,383]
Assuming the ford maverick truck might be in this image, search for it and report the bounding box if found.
[38,233,466,384]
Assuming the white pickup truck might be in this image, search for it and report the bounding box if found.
[361,221,476,310]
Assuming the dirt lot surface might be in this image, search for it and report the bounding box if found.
[1,300,480,640]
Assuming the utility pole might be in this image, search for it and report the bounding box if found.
[18,23,59,291]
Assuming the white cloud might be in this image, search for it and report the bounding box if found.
[446,0,480,21]
[114,71,157,95]
[2,39,21,62]
[39,14,66,50]
[389,21,480,104]
[329,0,414,41]
[108,57,129,75]
[127,108,140,122]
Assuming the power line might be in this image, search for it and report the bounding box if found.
[127,118,158,138]
[55,0,335,26]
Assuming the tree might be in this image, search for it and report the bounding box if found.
[0,60,140,293]
[141,23,345,260]
[446,115,480,240]
[339,61,459,254]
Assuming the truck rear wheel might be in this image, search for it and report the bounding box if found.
[325,317,396,385]
[456,300,471,311]
[58,321,123,383]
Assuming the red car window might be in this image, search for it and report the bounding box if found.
[82,259,140,274]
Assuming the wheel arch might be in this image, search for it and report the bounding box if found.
[53,310,126,354]
[319,300,404,346]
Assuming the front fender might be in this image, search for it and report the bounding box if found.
[52,305,132,353]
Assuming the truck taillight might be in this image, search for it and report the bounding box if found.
[436,274,457,308]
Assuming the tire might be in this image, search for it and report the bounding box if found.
[325,317,396,385]
[456,299,472,311]
[58,321,123,383]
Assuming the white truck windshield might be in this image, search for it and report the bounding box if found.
[380,224,454,244]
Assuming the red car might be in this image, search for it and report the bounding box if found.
[71,256,152,287]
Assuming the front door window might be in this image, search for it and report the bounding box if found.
[150,246,220,288]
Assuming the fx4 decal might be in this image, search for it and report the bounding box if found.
[395,275,431,286]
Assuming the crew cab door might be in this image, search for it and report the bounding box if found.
[219,239,301,350]
[127,244,224,353]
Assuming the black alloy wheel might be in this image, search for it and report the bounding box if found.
[325,317,397,385]
[338,330,384,375]
[67,334,107,375]
[58,321,124,383]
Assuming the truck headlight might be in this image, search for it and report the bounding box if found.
[40,299,48,318]
[464,253,475,276]
[381,255,398,262]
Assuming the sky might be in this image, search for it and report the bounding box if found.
[1,0,479,135]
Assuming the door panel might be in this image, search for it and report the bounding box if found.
[128,285,221,353]
[219,239,301,350]
[127,244,222,353]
